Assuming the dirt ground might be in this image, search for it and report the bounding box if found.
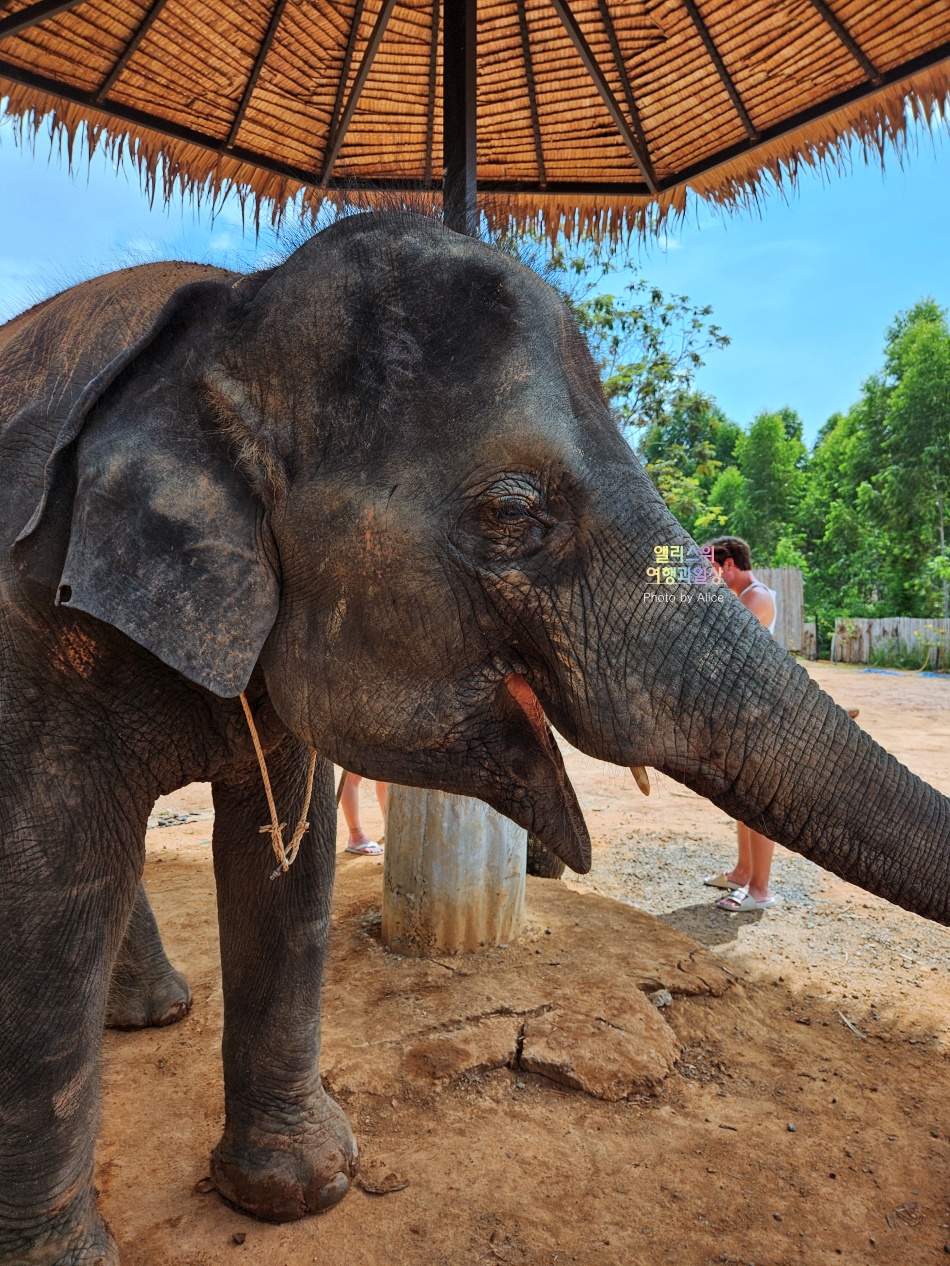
[99,662,950,1266]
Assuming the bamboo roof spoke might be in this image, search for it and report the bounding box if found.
[96,0,172,104]
[596,0,655,184]
[679,0,757,140]
[321,0,399,181]
[324,0,367,173]
[423,0,438,178]
[0,0,87,40]
[515,0,545,185]
[547,0,657,191]
[329,0,440,179]
[807,0,882,84]
[225,0,290,146]
[0,0,949,236]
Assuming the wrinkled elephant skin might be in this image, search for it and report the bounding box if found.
[1,214,947,1264]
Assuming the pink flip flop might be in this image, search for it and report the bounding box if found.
[345,840,383,856]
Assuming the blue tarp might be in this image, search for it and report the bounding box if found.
[859,667,949,680]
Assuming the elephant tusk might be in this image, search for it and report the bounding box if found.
[631,765,651,796]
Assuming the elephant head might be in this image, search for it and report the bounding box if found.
[15,212,950,915]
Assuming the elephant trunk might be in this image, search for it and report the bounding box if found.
[523,474,950,920]
[661,614,950,923]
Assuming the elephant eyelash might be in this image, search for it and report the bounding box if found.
[478,493,550,528]
[490,497,541,523]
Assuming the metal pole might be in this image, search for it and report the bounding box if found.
[442,0,477,235]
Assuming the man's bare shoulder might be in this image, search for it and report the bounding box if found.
[740,585,775,629]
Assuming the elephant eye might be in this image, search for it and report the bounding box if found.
[490,495,538,524]
[469,486,554,559]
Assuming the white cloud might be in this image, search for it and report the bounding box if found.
[209,228,239,252]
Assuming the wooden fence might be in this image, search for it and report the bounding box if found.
[803,621,818,660]
[830,616,950,667]
[756,567,804,653]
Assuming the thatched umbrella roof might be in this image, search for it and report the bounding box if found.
[1,0,949,238]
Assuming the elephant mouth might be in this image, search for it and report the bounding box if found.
[496,673,591,873]
[317,668,592,874]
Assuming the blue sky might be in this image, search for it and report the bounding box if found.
[2,113,949,446]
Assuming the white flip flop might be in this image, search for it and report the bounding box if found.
[344,840,383,856]
[715,886,776,912]
[703,872,741,890]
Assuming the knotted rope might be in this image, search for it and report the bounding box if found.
[239,693,318,879]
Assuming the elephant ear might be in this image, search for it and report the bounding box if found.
[12,280,280,698]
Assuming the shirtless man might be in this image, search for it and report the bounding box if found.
[703,536,778,912]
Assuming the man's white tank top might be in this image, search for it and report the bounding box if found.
[738,578,778,636]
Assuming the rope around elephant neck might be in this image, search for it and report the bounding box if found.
[239,693,318,879]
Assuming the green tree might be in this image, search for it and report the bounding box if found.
[732,409,806,563]
[512,238,732,534]
[539,241,730,437]
[794,299,950,645]
[639,393,741,534]
[642,449,708,528]
[878,302,950,617]
[707,465,744,528]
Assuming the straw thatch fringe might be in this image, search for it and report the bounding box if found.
[2,61,949,244]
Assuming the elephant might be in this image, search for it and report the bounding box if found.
[1,212,948,1266]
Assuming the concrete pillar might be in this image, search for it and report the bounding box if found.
[382,786,527,956]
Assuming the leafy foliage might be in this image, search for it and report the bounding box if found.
[728,409,806,560]
[543,241,730,436]
[799,300,950,642]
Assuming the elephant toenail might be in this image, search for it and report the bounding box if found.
[317,1171,350,1210]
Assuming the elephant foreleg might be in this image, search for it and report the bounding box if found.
[0,744,144,1266]
[105,881,192,1030]
[208,735,358,1222]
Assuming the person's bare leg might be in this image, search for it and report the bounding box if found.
[340,774,381,853]
[745,828,775,903]
[720,823,774,907]
[340,774,371,848]
[375,781,388,828]
[726,822,753,887]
